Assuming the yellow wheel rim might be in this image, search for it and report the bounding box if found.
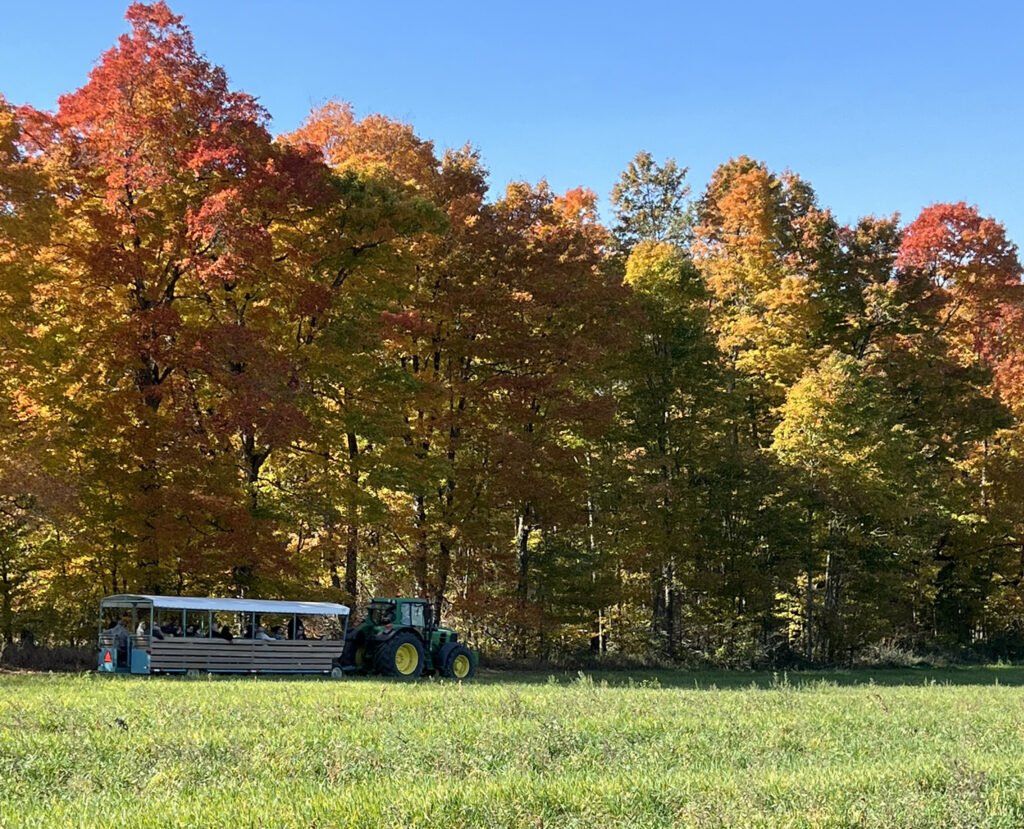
[452,654,471,678]
[354,646,365,667]
[395,642,419,675]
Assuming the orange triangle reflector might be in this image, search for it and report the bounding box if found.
[103,651,112,663]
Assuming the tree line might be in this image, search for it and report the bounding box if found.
[2,3,1023,665]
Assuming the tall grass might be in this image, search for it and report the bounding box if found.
[1,669,1023,827]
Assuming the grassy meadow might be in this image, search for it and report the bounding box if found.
[1,667,1024,827]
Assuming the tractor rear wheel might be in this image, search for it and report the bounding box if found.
[375,632,424,679]
[441,643,475,680]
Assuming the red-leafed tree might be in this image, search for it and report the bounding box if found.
[897,203,1024,644]
[898,202,1024,379]
[16,3,342,600]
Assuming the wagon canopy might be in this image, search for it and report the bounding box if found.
[99,594,350,617]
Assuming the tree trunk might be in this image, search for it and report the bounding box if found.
[804,508,815,663]
[665,565,676,659]
[804,564,814,663]
[240,427,269,484]
[326,525,343,591]
[344,432,360,600]
[823,549,841,663]
[413,494,429,596]
[515,504,533,600]
[0,549,13,648]
[434,539,451,626]
[651,564,676,657]
[344,520,358,599]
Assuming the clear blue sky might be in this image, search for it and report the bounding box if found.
[2,1,1022,244]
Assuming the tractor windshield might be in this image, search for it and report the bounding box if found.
[367,602,396,626]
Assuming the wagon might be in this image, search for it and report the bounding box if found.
[97,594,350,677]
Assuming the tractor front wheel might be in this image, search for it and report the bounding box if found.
[375,632,424,680]
[441,643,475,680]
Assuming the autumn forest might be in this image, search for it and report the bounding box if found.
[1,3,1023,666]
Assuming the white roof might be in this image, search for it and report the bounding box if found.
[100,594,349,616]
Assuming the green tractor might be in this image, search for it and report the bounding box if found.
[341,597,477,680]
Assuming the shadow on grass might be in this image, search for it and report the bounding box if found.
[26,664,1024,690]
[469,664,1024,690]
[216,664,1024,689]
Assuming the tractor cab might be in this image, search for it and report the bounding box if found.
[343,597,475,680]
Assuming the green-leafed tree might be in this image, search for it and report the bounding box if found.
[611,151,692,252]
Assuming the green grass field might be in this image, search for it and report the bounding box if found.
[2,667,1024,827]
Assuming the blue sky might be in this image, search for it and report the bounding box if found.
[2,1,1022,244]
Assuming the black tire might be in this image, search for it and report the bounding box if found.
[441,643,475,680]
[375,631,424,679]
[436,642,459,676]
[342,638,370,672]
